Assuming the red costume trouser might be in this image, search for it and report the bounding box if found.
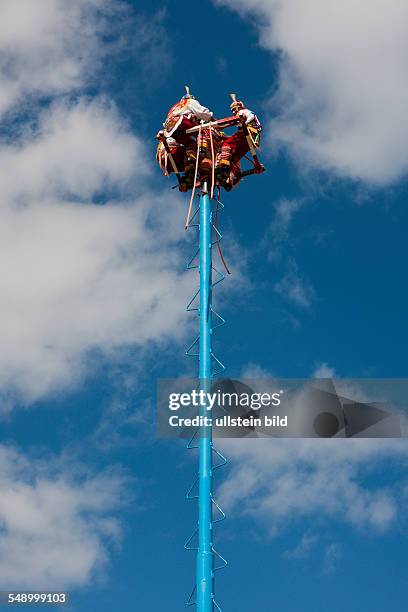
[163,118,198,175]
[199,128,223,161]
[171,117,197,160]
[166,145,185,173]
[168,118,223,173]
[220,130,249,164]
[219,128,261,186]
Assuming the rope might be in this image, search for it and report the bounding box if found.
[185,124,202,230]
[209,126,215,200]
[164,150,168,175]
[243,153,255,165]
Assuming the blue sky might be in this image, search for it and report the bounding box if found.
[0,1,407,610]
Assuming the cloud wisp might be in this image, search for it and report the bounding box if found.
[283,532,318,560]
[274,257,315,309]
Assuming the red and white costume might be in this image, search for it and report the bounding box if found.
[157,97,214,176]
[217,106,262,186]
[219,108,261,163]
[163,98,213,139]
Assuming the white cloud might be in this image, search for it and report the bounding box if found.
[215,0,408,185]
[0,96,194,405]
[0,4,194,405]
[218,367,408,537]
[0,444,127,588]
[0,198,192,404]
[218,438,408,534]
[0,98,147,202]
[0,0,190,596]
[0,0,115,116]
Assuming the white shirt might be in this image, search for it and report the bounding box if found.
[238,108,257,125]
[178,98,213,121]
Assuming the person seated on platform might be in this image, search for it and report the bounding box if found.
[216,97,262,188]
[156,86,214,187]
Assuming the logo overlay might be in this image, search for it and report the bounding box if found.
[157,378,408,438]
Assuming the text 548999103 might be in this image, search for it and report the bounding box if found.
[0,592,68,605]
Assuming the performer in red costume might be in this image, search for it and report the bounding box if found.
[216,98,262,190]
[156,87,214,188]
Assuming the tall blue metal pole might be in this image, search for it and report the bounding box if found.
[197,182,214,611]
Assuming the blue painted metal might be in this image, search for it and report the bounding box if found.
[185,186,228,611]
[196,183,213,611]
